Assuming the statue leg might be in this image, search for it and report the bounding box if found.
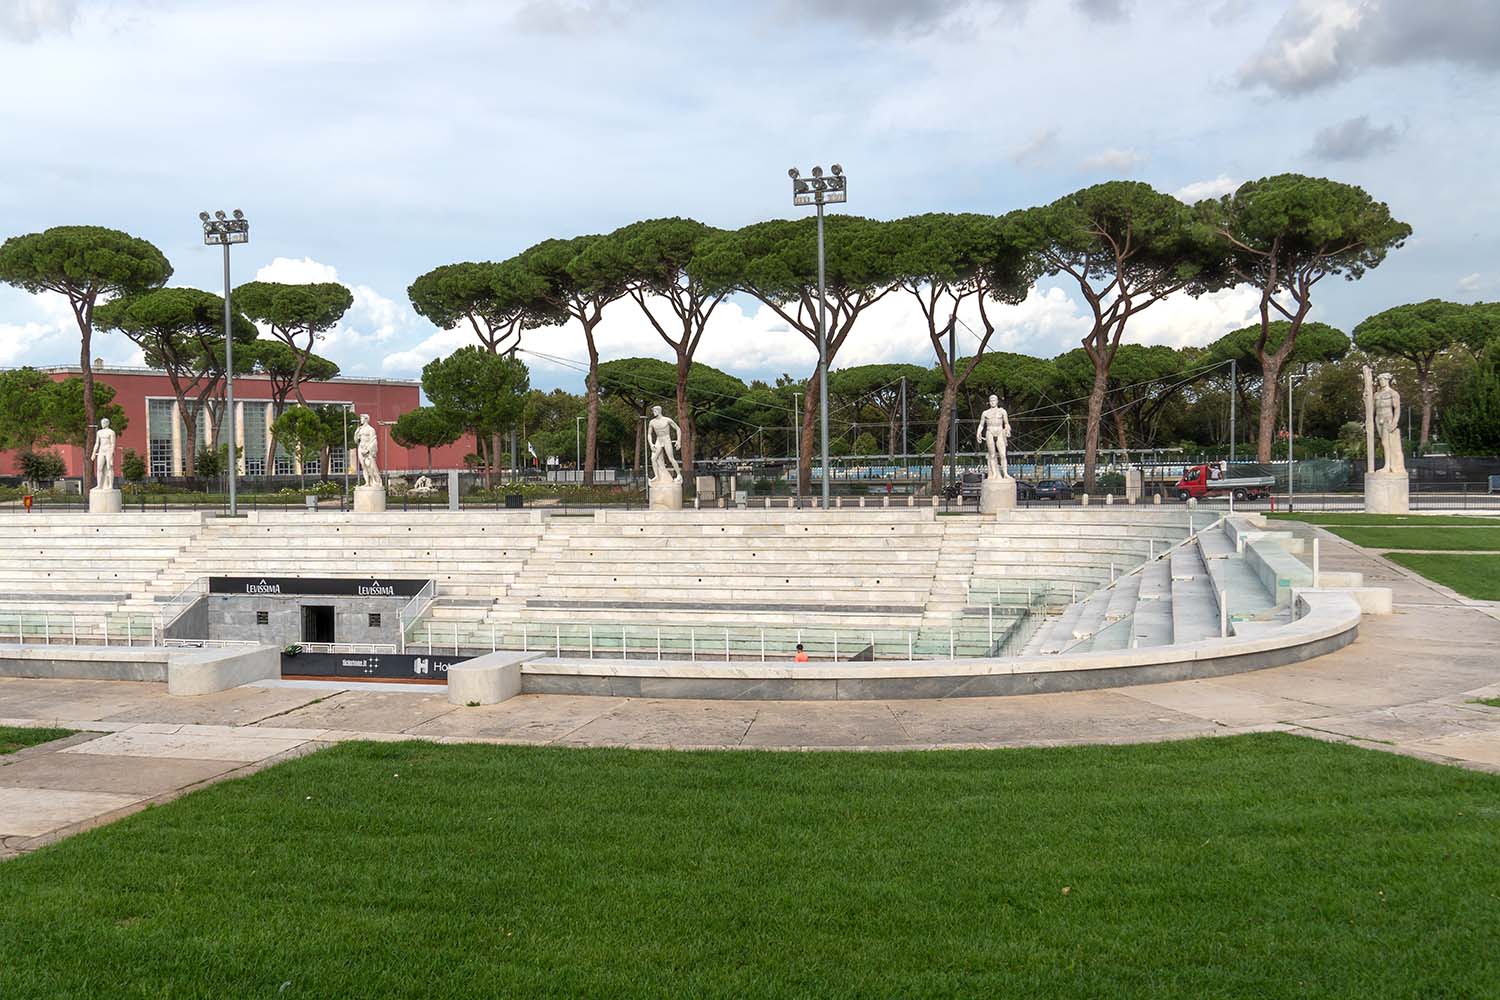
[998,439,1008,478]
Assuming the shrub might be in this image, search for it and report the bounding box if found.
[19,451,66,484]
[121,449,147,482]
[1095,471,1126,493]
[195,447,221,479]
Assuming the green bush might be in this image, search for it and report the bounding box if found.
[121,449,147,482]
[19,451,66,484]
[1095,471,1126,493]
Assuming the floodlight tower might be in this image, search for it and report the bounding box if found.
[789,164,847,506]
[200,209,249,516]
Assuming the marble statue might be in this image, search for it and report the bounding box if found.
[91,418,117,491]
[975,395,1011,479]
[1372,372,1406,476]
[647,405,683,484]
[354,413,381,487]
[1362,365,1409,513]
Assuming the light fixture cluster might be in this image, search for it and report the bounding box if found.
[200,209,249,245]
[789,164,847,206]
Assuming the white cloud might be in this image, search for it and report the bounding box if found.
[0,0,76,42]
[1174,175,1239,202]
[1308,115,1400,161]
[1010,127,1059,166]
[1239,0,1362,94]
[247,257,416,377]
[1078,147,1143,173]
[1240,0,1500,95]
[254,256,341,284]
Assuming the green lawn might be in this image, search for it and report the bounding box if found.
[1386,552,1500,601]
[1268,512,1500,527]
[0,726,74,755]
[1472,697,1500,708]
[2,734,1498,998]
[1323,526,1500,550]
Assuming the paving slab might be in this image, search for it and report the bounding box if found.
[1296,701,1500,745]
[252,690,459,734]
[98,685,328,727]
[59,730,308,763]
[1118,679,1331,727]
[552,698,761,748]
[0,677,163,722]
[0,785,144,838]
[1401,730,1500,769]
[0,751,240,795]
[740,701,916,748]
[406,695,629,743]
[890,689,1217,745]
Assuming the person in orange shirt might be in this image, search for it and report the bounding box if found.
[794,643,808,663]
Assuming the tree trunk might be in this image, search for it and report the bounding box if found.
[583,329,599,486]
[929,381,957,495]
[1257,355,1283,463]
[181,409,198,478]
[1082,361,1109,493]
[1419,372,1434,448]
[675,353,692,474]
[797,374,819,497]
[78,314,95,492]
[427,445,434,472]
[489,432,501,489]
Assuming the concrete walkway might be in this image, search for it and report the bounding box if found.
[3,527,1498,857]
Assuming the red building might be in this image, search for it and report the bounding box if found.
[0,366,475,479]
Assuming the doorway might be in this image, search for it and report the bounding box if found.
[301,605,335,644]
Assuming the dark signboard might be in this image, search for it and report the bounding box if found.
[280,650,471,681]
[210,577,428,598]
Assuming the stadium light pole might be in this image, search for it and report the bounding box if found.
[200,209,249,516]
[789,164,846,506]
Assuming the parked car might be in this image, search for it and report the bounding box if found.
[942,473,984,500]
[1015,480,1038,501]
[1034,479,1074,501]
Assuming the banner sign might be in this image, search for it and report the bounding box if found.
[280,650,470,681]
[209,577,428,598]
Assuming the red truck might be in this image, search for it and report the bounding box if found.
[1173,464,1274,502]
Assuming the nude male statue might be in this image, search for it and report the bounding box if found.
[647,405,682,484]
[1373,372,1406,476]
[975,395,1011,480]
[91,418,117,491]
[354,413,382,487]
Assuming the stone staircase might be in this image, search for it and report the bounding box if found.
[1022,515,1299,656]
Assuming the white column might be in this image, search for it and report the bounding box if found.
[170,400,183,476]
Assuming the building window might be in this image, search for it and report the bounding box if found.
[274,449,294,476]
[147,399,175,476]
[256,611,269,625]
[368,613,381,627]
[303,457,322,476]
[243,401,268,477]
[328,446,347,475]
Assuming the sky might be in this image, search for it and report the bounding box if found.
[1,0,1497,394]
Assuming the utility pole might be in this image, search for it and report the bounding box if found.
[789,164,846,506]
[199,209,248,516]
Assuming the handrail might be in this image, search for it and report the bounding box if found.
[161,576,208,629]
[296,641,398,654]
[1,610,157,647]
[397,579,438,653]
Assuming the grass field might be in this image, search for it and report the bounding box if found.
[1321,526,1500,550]
[1386,552,1500,600]
[1268,513,1500,526]
[0,726,74,755]
[2,734,1498,999]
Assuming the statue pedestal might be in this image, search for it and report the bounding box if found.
[649,479,684,511]
[1364,471,1409,514]
[88,488,122,514]
[353,485,387,513]
[980,477,1017,514]
[1125,468,1143,504]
